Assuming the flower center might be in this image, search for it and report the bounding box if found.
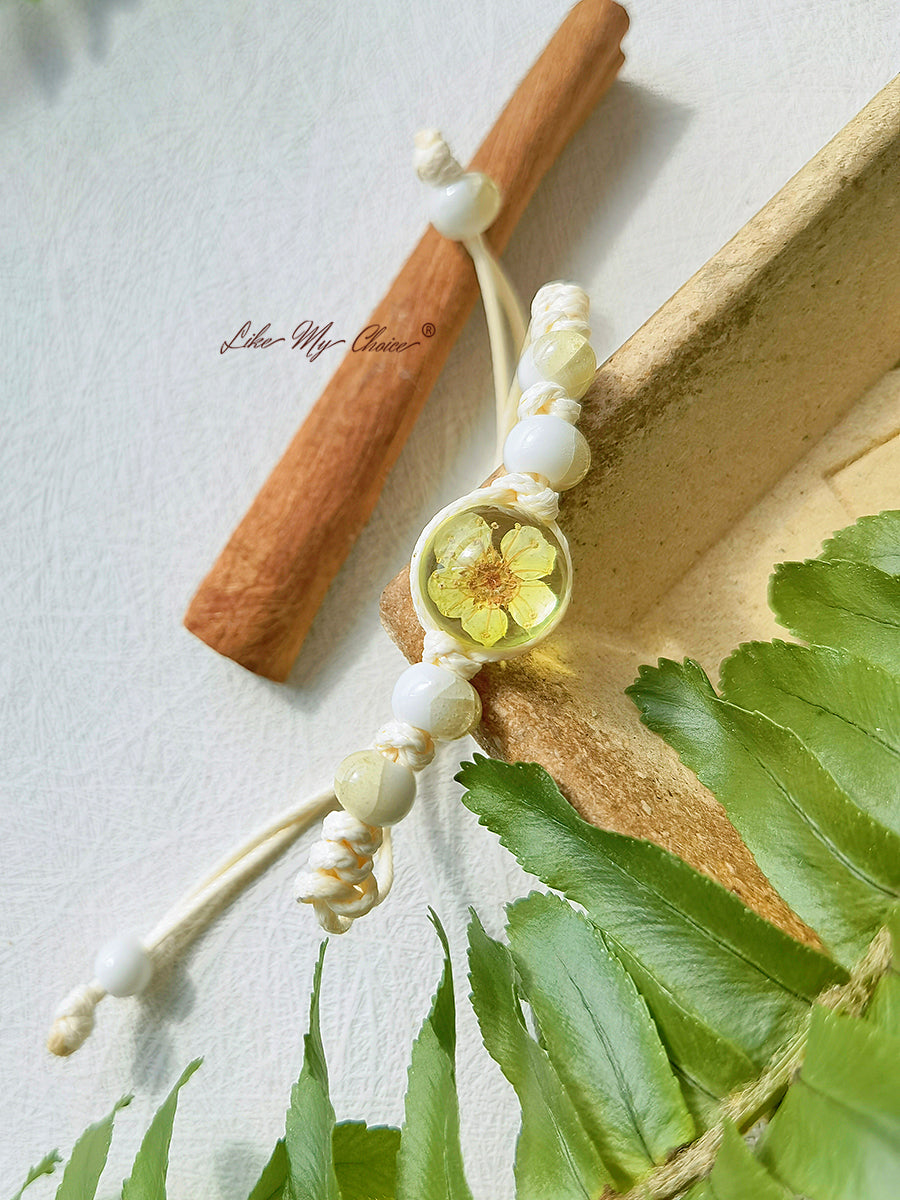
[459,548,520,608]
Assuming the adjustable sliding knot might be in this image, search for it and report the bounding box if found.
[293,810,387,935]
[374,720,435,771]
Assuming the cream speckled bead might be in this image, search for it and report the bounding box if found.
[503,414,591,491]
[94,935,153,997]
[516,330,597,399]
[427,172,501,239]
[334,749,417,826]
[392,663,481,741]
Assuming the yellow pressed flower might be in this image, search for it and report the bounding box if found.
[426,512,558,647]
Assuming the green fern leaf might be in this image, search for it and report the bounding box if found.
[504,891,693,1190]
[395,912,471,1200]
[54,1095,131,1200]
[333,1123,400,1200]
[865,908,900,1040]
[759,1006,900,1198]
[629,657,900,966]
[770,559,900,674]
[457,756,842,1103]
[867,969,900,1041]
[820,510,900,574]
[683,1122,793,1199]
[8,1151,61,1200]
[121,1060,200,1200]
[285,944,341,1200]
[467,910,608,1199]
[246,1140,287,1200]
[719,641,900,836]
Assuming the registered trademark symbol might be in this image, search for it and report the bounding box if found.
[422,323,436,337]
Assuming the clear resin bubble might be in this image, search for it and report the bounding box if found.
[416,504,571,652]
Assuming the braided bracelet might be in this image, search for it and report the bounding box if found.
[47,133,597,1055]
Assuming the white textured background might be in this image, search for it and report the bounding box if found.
[2,2,898,1196]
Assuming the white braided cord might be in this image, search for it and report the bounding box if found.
[293,811,394,935]
[517,381,582,425]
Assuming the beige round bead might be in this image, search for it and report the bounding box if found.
[529,330,597,399]
[333,749,416,826]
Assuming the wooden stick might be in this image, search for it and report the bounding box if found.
[184,0,629,681]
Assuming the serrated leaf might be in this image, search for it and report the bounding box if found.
[681,1183,714,1199]
[703,1122,793,1200]
[803,1008,900,1126]
[719,641,900,835]
[457,756,842,1104]
[121,1060,200,1200]
[820,510,900,575]
[681,1184,713,1200]
[760,1006,900,1199]
[605,939,739,1130]
[867,970,900,1040]
[55,1094,131,1200]
[505,891,693,1190]
[332,1123,400,1200]
[769,559,900,674]
[246,1141,287,1200]
[629,658,900,966]
[467,911,609,1200]
[396,912,471,1200]
[285,944,340,1200]
[8,1150,61,1200]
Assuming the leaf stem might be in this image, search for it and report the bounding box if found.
[617,926,892,1200]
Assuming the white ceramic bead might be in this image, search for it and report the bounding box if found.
[428,172,501,239]
[516,343,542,392]
[94,934,153,997]
[503,414,591,491]
[392,663,481,741]
[334,749,417,826]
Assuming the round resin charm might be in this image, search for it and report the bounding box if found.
[412,504,572,653]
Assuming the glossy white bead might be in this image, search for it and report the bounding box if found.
[516,343,542,392]
[392,663,482,741]
[503,414,591,491]
[94,935,152,997]
[427,172,501,239]
[334,749,417,826]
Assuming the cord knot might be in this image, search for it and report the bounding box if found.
[374,720,435,771]
[421,630,488,680]
[517,381,582,425]
[47,982,104,1057]
[484,472,561,524]
[413,130,464,186]
[293,811,391,935]
[529,280,591,340]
